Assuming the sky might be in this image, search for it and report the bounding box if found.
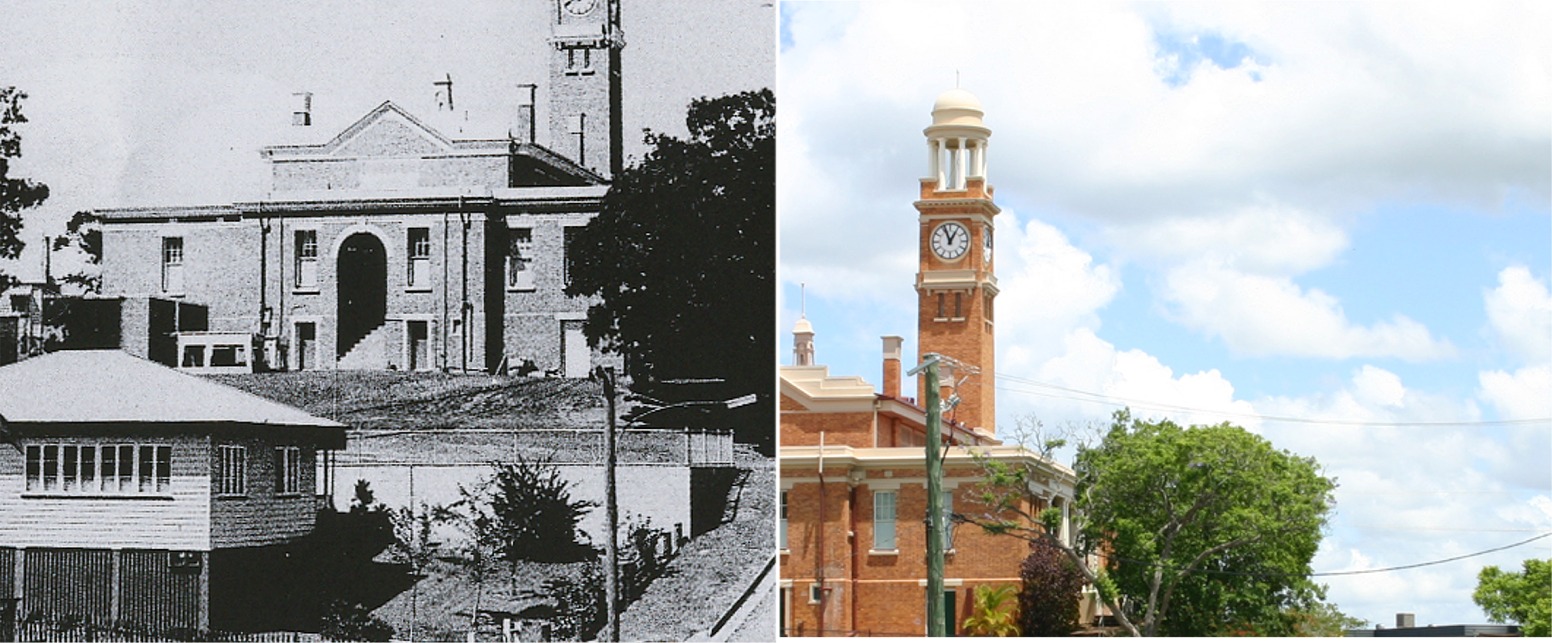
[1,0,774,282]
[778,1,1551,629]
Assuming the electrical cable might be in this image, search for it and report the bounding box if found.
[993,373,1551,428]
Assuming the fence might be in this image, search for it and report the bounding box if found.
[8,617,317,642]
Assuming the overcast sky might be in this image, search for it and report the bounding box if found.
[1,0,773,281]
[779,1,1550,627]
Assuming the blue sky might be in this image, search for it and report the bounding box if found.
[778,1,1550,627]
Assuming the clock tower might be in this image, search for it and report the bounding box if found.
[916,88,999,435]
[549,0,623,179]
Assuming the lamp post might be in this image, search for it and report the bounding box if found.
[594,367,755,642]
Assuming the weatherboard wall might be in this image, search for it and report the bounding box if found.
[208,436,320,549]
[0,434,212,551]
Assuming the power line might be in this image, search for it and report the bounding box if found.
[1086,531,1552,579]
[994,373,1552,428]
[1309,532,1552,577]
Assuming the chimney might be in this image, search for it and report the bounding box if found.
[882,336,903,398]
[515,83,538,144]
[1396,613,1415,629]
[792,317,815,366]
[291,92,312,126]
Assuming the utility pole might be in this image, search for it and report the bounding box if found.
[910,354,947,637]
[597,366,621,642]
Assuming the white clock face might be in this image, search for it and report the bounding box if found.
[931,222,970,260]
[564,0,596,16]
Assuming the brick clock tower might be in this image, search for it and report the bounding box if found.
[916,88,999,435]
[549,0,624,178]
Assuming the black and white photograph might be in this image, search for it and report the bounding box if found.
[0,1,774,640]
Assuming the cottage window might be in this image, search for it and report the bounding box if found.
[24,443,168,495]
[873,490,897,550]
[506,228,535,291]
[295,230,318,289]
[161,237,184,293]
[275,446,302,495]
[407,228,431,290]
[217,445,247,496]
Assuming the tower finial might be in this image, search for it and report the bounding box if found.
[955,70,960,88]
[800,282,807,318]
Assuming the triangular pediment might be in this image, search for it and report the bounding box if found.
[329,102,452,158]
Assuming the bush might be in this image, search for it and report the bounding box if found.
[486,456,598,564]
[321,601,394,642]
[1019,542,1086,636]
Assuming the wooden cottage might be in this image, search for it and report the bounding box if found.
[0,350,345,635]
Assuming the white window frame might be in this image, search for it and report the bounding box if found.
[873,490,897,551]
[406,227,431,290]
[275,446,302,495]
[24,442,168,496]
[216,445,247,497]
[506,227,535,291]
[295,229,319,291]
[161,236,184,294]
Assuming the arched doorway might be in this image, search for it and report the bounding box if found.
[337,232,387,358]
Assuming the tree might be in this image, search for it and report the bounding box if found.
[51,210,100,293]
[1473,558,1551,636]
[971,409,1336,636]
[1,86,51,289]
[565,89,774,452]
[484,456,597,564]
[961,584,1021,637]
[1018,542,1086,636]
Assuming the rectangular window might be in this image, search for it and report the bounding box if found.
[100,445,116,492]
[954,292,964,319]
[295,230,318,289]
[161,237,184,293]
[217,445,246,496]
[873,490,897,550]
[779,490,789,550]
[936,292,946,319]
[61,445,78,492]
[25,445,39,492]
[562,227,580,286]
[407,228,431,289]
[274,446,302,495]
[506,228,535,291]
[985,292,994,322]
[24,443,166,495]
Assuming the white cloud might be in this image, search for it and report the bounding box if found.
[1160,259,1455,360]
[1107,203,1348,276]
[1484,266,1552,365]
[1478,365,1552,420]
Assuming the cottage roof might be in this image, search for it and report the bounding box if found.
[0,350,343,430]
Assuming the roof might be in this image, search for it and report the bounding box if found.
[0,350,343,430]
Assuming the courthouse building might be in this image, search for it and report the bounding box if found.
[778,89,1083,636]
[96,0,626,376]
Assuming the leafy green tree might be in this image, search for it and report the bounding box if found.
[972,409,1336,636]
[1018,541,1086,636]
[51,210,100,293]
[1473,558,1550,636]
[1,86,51,289]
[961,584,1021,637]
[1282,596,1368,637]
[565,89,774,452]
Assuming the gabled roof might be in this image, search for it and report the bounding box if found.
[0,350,343,430]
[261,101,481,159]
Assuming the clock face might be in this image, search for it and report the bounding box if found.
[931,222,970,261]
[563,0,596,16]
